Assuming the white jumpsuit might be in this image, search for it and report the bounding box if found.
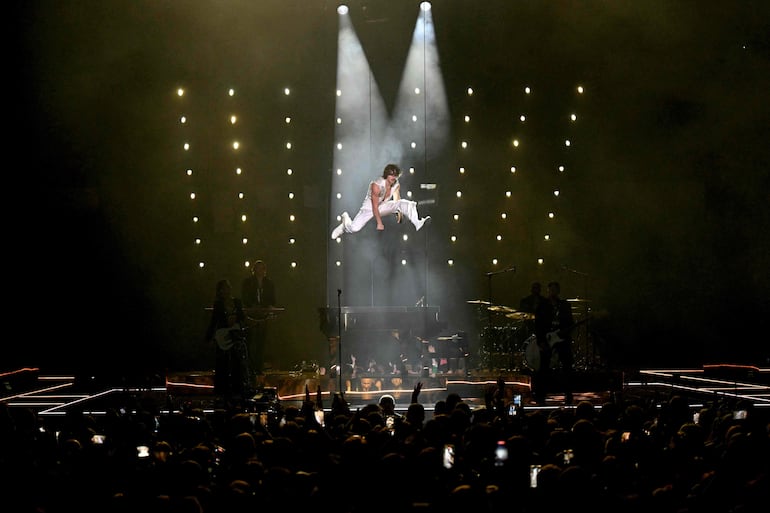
[331,177,428,238]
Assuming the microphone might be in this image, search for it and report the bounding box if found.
[337,289,342,296]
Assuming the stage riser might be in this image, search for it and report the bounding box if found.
[166,371,455,400]
[703,364,769,384]
[166,370,621,405]
[166,372,623,402]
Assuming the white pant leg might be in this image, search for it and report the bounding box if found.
[394,199,424,229]
[348,207,374,233]
[344,200,423,234]
[378,201,400,217]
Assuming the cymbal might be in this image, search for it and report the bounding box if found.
[467,299,491,305]
[244,306,285,313]
[506,312,535,321]
[204,306,285,313]
[487,305,516,313]
[566,298,591,303]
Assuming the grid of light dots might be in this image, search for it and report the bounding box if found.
[331,86,342,269]
[539,84,584,266]
[283,86,299,271]
[450,84,585,268]
[177,86,301,271]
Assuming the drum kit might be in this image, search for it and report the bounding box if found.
[467,297,592,372]
[467,299,533,371]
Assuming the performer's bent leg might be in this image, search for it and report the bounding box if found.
[395,200,430,231]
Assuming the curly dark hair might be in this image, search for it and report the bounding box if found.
[382,163,401,178]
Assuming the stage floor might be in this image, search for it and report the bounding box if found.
[3,364,769,422]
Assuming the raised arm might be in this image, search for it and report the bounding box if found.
[371,181,385,230]
[411,381,423,404]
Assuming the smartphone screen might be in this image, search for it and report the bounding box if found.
[443,444,455,469]
[494,440,508,466]
[529,464,541,488]
[314,410,325,427]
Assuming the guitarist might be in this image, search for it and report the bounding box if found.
[532,281,575,405]
[205,279,251,404]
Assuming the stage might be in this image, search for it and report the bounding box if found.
[3,364,769,424]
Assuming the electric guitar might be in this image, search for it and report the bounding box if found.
[545,318,591,347]
[214,324,246,350]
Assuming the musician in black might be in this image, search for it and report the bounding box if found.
[518,281,542,343]
[519,282,542,313]
[205,279,251,403]
[241,259,277,376]
[532,281,575,405]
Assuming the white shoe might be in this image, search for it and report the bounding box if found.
[415,216,431,231]
[331,212,351,239]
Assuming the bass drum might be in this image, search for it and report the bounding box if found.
[523,334,540,371]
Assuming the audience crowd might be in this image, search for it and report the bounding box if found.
[1,380,768,513]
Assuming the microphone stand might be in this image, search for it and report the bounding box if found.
[337,289,343,398]
[485,267,516,332]
[562,266,593,369]
[562,265,589,298]
[483,267,516,370]
[486,273,495,334]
